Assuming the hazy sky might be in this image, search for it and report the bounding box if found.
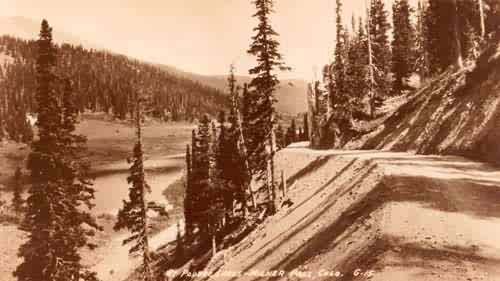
[0,0,415,80]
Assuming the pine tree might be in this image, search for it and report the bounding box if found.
[223,66,251,216]
[207,120,224,256]
[215,111,233,221]
[227,73,255,212]
[332,0,349,116]
[114,91,167,281]
[346,16,369,117]
[247,0,290,214]
[391,0,414,96]
[190,114,212,239]
[366,4,377,118]
[424,0,463,73]
[414,0,430,79]
[11,167,24,215]
[16,19,100,281]
[423,0,441,74]
[369,0,392,99]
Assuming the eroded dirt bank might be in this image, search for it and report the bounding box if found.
[360,41,500,166]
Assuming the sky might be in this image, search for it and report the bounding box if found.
[0,0,416,80]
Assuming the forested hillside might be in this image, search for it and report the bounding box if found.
[307,0,500,149]
[360,40,500,165]
[0,35,227,142]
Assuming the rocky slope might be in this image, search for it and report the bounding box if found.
[360,41,500,165]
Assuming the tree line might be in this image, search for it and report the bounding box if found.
[309,0,499,148]
[0,35,228,143]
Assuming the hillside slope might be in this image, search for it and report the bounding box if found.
[0,35,227,126]
[359,41,500,165]
[195,144,500,281]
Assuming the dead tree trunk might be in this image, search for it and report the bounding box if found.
[233,88,257,212]
[479,0,485,39]
[212,235,217,257]
[452,0,464,68]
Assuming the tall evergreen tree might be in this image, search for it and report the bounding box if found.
[332,0,349,116]
[207,120,224,256]
[114,91,167,281]
[424,0,463,73]
[247,0,290,214]
[224,65,252,215]
[391,0,414,95]
[190,114,212,239]
[366,4,377,118]
[228,76,255,212]
[346,16,369,116]
[414,0,430,79]
[215,111,233,221]
[423,0,441,74]
[16,20,100,281]
[369,0,392,98]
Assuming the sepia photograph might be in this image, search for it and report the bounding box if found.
[0,0,500,280]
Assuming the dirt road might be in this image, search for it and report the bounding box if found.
[204,143,500,281]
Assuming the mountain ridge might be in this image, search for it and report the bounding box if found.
[157,63,309,115]
[0,16,308,115]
